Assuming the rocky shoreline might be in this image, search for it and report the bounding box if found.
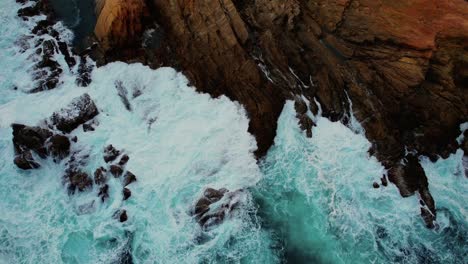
[91,0,468,228]
[13,0,468,230]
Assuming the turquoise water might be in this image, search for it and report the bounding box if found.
[0,1,467,263]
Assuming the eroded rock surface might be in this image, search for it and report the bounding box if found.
[92,0,468,227]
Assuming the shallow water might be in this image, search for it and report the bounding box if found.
[0,1,466,263]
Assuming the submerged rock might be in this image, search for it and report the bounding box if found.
[50,93,99,133]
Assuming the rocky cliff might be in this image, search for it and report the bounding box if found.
[92,0,468,227]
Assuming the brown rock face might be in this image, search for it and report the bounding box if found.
[95,0,468,226]
[94,0,149,53]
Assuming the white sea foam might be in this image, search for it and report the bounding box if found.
[256,101,468,263]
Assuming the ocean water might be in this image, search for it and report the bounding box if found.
[0,1,466,263]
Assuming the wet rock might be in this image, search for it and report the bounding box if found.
[82,123,95,132]
[110,165,123,177]
[57,41,76,68]
[123,188,131,200]
[119,154,129,166]
[18,4,41,18]
[32,20,54,35]
[50,93,99,133]
[298,114,314,138]
[373,182,380,189]
[14,151,40,170]
[103,144,120,163]
[94,167,108,185]
[76,56,93,87]
[114,209,128,222]
[67,171,93,194]
[71,136,78,143]
[12,124,52,158]
[47,134,70,159]
[421,207,436,229]
[123,171,137,186]
[294,99,308,115]
[193,188,235,228]
[381,175,388,187]
[98,184,110,202]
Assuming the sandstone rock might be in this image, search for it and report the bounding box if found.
[99,0,467,228]
[94,0,149,51]
[50,93,98,133]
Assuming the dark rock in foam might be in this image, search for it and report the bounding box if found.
[50,93,98,133]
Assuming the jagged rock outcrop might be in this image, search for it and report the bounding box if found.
[91,0,467,227]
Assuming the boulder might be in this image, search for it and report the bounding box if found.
[123,188,131,200]
[114,209,128,222]
[103,144,120,163]
[14,151,40,170]
[119,154,129,166]
[50,93,98,133]
[12,124,52,158]
[110,165,123,177]
[67,171,93,194]
[47,134,70,159]
[94,167,108,185]
[193,188,238,228]
[123,171,136,186]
